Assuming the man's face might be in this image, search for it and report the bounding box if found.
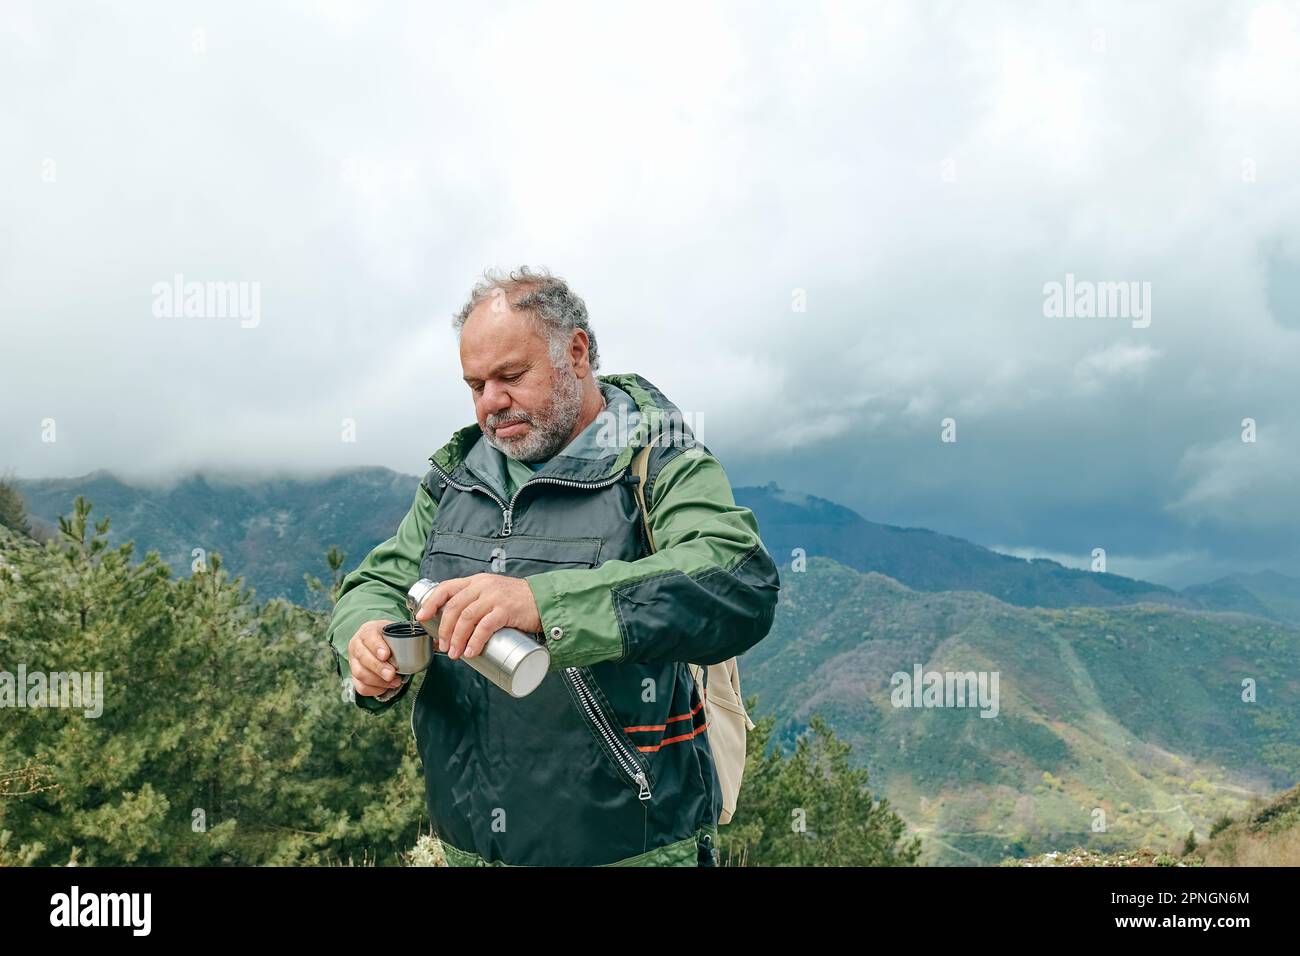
[460,295,585,463]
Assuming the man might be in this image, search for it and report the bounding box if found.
[325,266,781,867]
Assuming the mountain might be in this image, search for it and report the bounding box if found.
[1183,571,1300,627]
[741,555,1300,864]
[15,468,417,604]
[1011,774,1300,867]
[734,483,1198,613]
[16,471,1288,624]
[1198,781,1300,866]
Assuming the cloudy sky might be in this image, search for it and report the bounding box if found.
[2,0,1297,586]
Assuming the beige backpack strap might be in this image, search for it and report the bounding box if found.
[631,442,655,553]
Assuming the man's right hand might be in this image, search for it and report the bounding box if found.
[348,621,405,697]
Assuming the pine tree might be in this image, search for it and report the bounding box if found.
[0,476,31,538]
[304,545,348,610]
[0,497,427,866]
[717,710,923,866]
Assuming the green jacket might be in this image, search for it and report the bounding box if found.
[325,372,780,866]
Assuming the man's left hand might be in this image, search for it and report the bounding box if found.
[415,574,543,660]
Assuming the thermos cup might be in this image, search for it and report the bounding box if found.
[400,578,551,699]
[378,621,437,675]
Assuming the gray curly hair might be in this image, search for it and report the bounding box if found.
[452,265,600,373]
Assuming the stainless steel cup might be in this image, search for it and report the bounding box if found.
[379,621,435,675]
[406,578,550,698]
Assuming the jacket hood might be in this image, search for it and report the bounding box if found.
[428,372,692,488]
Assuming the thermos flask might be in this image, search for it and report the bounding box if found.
[403,578,550,698]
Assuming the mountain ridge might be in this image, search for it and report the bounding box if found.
[13,468,1294,625]
[746,554,1300,863]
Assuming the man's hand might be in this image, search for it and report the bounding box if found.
[415,574,542,661]
[347,620,405,697]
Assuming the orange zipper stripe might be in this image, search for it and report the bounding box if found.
[634,723,709,752]
[623,696,705,733]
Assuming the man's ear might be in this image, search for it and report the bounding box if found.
[569,328,592,377]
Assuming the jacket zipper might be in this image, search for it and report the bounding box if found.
[566,666,652,801]
[410,673,420,745]
[428,458,510,515]
[428,457,629,537]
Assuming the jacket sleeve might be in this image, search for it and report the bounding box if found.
[526,447,781,671]
[325,478,438,714]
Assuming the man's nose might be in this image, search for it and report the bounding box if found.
[480,382,512,413]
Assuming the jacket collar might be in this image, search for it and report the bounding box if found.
[428,372,682,491]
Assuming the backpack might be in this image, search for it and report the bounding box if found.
[630,443,755,825]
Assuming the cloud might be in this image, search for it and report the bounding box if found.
[1072,342,1163,392]
[989,545,1219,590]
[1168,423,1300,529]
[1,0,1297,580]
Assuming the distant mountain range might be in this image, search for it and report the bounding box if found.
[744,557,1300,863]
[1181,570,1300,628]
[741,483,1193,608]
[18,469,1294,625]
[736,483,1300,628]
[16,468,415,606]
[12,467,1300,863]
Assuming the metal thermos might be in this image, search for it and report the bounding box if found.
[405,578,550,699]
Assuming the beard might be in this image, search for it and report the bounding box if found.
[484,365,587,464]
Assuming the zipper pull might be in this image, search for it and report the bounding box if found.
[501,509,513,536]
[635,770,652,801]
